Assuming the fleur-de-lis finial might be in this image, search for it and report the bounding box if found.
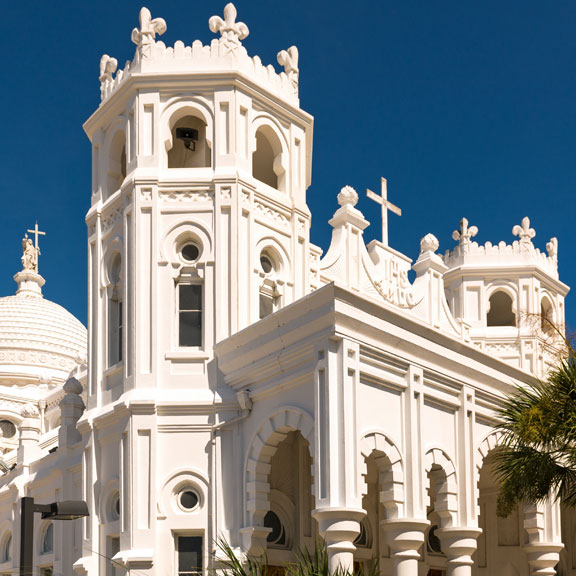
[131,7,167,48]
[452,218,478,246]
[99,55,118,83]
[546,237,558,261]
[512,216,535,244]
[277,46,299,93]
[209,3,249,48]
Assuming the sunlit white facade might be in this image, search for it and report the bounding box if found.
[0,5,572,576]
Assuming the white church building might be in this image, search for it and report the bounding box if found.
[0,4,572,576]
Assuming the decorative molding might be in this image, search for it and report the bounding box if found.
[159,190,213,203]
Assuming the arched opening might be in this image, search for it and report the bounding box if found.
[425,466,448,575]
[487,291,516,327]
[476,453,525,575]
[106,131,126,199]
[252,126,285,191]
[168,115,211,169]
[1,533,11,563]
[40,522,54,555]
[265,430,315,568]
[541,297,554,334]
[107,253,123,367]
[359,452,386,568]
[258,246,283,319]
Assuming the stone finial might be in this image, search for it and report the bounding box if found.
[337,186,358,207]
[131,7,167,48]
[277,46,299,93]
[452,218,478,246]
[63,377,83,396]
[546,237,558,261]
[420,233,439,254]
[209,3,249,51]
[512,216,535,244]
[99,54,118,83]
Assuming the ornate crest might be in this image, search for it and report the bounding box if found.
[209,3,249,54]
[131,7,167,59]
[277,46,299,94]
[512,216,536,244]
[452,218,478,246]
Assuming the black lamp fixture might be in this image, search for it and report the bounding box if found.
[176,127,199,151]
[20,497,89,576]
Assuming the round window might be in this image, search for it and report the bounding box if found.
[181,243,200,262]
[260,254,274,274]
[0,421,16,439]
[179,489,200,511]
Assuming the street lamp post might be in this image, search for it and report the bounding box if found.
[19,497,89,576]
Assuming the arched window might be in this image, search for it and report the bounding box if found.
[487,291,516,327]
[106,131,126,199]
[176,239,204,348]
[168,115,211,169]
[541,297,554,334]
[108,253,123,366]
[258,248,282,319]
[1,533,11,563]
[252,126,285,191]
[41,523,53,555]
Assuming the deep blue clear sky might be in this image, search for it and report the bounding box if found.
[2,1,576,329]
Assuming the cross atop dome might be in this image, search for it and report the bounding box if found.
[21,222,45,274]
[15,224,46,298]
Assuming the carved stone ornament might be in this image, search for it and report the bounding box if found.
[20,403,39,419]
[209,3,249,53]
[277,46,299,93]
[452,218,478,246]
[546,237,558,260]
[420,233,439,254]
[337,185,358,207]
[132,7,167,58]
[99,54,118,83]
[512,216,536,244]
[21,234,39,273]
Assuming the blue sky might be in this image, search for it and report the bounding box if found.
[1,1,576,330]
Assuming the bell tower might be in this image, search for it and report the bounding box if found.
[83,4,314,406]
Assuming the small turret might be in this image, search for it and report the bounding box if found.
[443,216,569,375]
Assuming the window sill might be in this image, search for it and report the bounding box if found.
[165,351,210,361]
[104,363,123,377]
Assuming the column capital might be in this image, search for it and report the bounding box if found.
[523,542,563,576]
[381,518,430,557]
[312,507,366,573]
[436,527,482,569]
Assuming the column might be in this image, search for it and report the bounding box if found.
[437,527,482,576]
[313,509,365,573]
[382,518,429,576]
[523,502,563,576]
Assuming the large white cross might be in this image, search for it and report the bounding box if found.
[366,177,402,246]
[27,222,46,251]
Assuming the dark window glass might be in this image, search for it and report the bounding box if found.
[264,511,286,546]
[108,298,123,366]
[179,285,202,347]
[182,243,200,262]
[178,536,202,576]
[259,293,274,319]
[180,490,199,510]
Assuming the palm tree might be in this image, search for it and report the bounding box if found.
[494,358,576,517]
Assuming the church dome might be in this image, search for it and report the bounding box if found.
[0,265,87,385]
